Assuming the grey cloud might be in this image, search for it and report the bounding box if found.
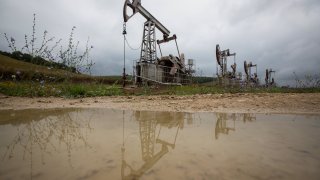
[1,0,320,86]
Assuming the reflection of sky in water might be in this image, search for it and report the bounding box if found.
[0,109,319,180]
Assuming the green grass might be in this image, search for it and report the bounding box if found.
[1,78,319,98]
[1,54,319,97]
[1,81,319,98]
[164,85,320,95]
[0,81,123,97]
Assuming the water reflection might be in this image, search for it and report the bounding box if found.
[121,111,186,180]
[215,113,256,139]
[0,109,93,179]
[121,111,258,179]
[1,109,318,180]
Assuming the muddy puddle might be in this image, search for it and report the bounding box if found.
[0,109,319,180]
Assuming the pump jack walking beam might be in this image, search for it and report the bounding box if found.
[123,0,176,43]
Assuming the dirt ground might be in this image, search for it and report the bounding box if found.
[0,93,320,114]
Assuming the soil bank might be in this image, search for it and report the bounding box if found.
[1,93,319,114]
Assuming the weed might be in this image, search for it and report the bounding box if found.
[293,72,320,88]
[1,13,94,74]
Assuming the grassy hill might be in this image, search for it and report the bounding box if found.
[0,54,124,97]
[0,54,89,81]
[0,54,122,84]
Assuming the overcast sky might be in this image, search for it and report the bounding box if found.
[1,0,319,86]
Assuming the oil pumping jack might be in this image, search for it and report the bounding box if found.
[265,69,276,87]
[123,0,190,85]
[216,44,237,80]
[244,60,259,86]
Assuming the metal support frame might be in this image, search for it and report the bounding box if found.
[140,21,157,63]
[222,56,227,77]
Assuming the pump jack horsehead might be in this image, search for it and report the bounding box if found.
[123,0,193,85]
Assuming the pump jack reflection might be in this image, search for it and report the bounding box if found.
[1,109,93,179]
[121,111,186,180]
[215,113,256,139]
